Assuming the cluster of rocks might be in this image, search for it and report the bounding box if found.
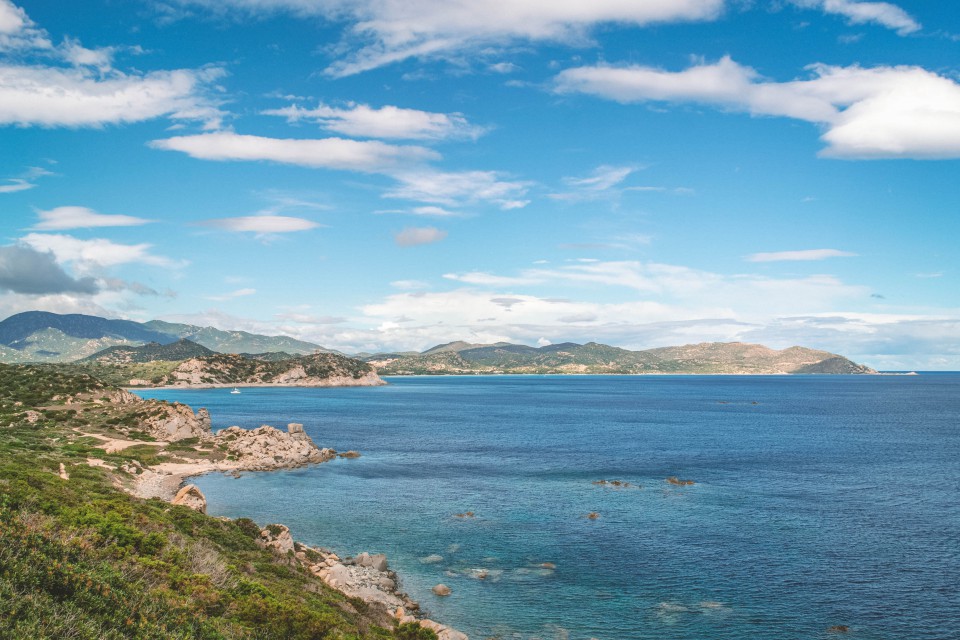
[141,402,212,440]
[256,524,468,639]
[216,423,336,471]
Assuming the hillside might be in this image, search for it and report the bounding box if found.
[80,339,216,364]
[0,363,432,639]
[0,312,325,363]
[141,352,383,388]
[365,341,875,375]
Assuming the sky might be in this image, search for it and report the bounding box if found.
[1,0,958,369]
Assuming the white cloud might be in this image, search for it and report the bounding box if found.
[32,206,152,230]
[746,248,858,262]
[0,0,51,51]
[549,164,636,201]
[386,169,531,208]
[555,56,960,159]
[390,279,430,290]
[20,233,182,270]
[264,102,486,140]
[198,214,320,233]
[151,131,438,171]
[205,287,256,301]
[0,178,33,193]
[172,0,725,76]
[792,0,920,35]
[0,64,225,128]
[395,226,447,247]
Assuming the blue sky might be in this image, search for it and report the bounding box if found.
[1,0,958,368]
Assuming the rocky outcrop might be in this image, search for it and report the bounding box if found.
[141,402,212,441]
[258,524,295,555]
[216,423,335,471]
[172,484,207,513]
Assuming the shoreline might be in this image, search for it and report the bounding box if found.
[111,422,468,640]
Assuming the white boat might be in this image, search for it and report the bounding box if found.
[230,387,241,394]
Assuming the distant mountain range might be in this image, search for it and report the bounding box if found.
[363,340,877,375]
[0,311,325,363]
[0,311,876,375]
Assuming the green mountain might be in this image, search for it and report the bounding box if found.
[143,321,327,356]
[0,312,325,363]
[80,339,216,364]
[365,341,875,375]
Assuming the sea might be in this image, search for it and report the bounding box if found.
[134,374,960,640]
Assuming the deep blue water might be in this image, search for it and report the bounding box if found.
[135,375,960,640]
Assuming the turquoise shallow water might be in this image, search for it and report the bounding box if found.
[136,375,960,640]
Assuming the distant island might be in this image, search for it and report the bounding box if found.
[0,311,876,381]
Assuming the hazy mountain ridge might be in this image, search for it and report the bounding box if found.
[365,340,876,375]
[0,312,324,363]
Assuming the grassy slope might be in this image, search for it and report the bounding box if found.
[0,364,431,640]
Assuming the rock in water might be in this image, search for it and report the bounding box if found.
[172,484,207,513]
[432,584,451,596]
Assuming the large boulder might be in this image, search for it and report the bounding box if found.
[172,484,207,513]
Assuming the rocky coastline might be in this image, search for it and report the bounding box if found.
[82,394,467,639]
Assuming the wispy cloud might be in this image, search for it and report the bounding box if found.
[0,178,33,193]
[395,226,447,247]
[264,102,486,141]
[790,0,920,35]
[746,249,858,262]
[386,169,530,209]
[172,0,725,76]
[197,214,320,234]
[555,56,960,159]
[205,287,256,301]
[151,132,438,172]
[32,206,151,230]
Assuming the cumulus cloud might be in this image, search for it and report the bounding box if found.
[264,102,486,140]
[20,233,182,270]
[746,249,858,262]
[198,214,320,233]
[0,0,51,51]
[394,226,447,247]
[0,64,225,128]
[32,206,151,230]
[555,56,960,159]
[151,131,438,172]
[171,0,725,76]
[0,244,97,294]
[791,0,920,35]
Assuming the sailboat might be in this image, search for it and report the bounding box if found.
[230,387,241,394]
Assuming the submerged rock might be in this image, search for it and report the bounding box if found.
[420,554,444,564]
[432,584,451,596]
[666,476,695,486]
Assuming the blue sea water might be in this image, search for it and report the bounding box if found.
[135,375,960,640]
